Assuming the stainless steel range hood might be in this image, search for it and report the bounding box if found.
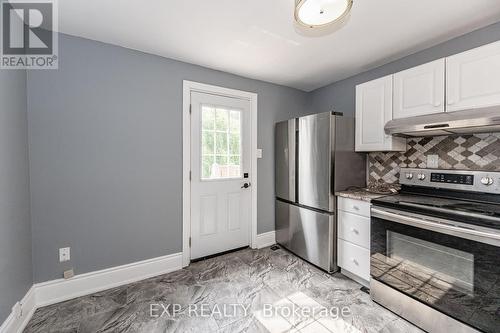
[385,107,500,137]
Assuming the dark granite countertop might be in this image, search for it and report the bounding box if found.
[335,189,387,202]
[336,182,401,202]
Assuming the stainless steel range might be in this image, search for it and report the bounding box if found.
[370,168,500,333]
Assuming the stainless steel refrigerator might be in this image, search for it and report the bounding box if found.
[275,112,366,272]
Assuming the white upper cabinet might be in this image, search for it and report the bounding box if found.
[356,75,406,152]
[447,41,500,112]
[393,59,445,119]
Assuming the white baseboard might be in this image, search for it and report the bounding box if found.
[0,287,36,333]
[35,252,183,307]
[0,252,183,333]
[340,268,370,288]
[255,231,276,249]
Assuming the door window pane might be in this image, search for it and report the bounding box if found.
[202,155,214,180]
[215,132,228,154]
[229,133,240,155]
[202,132,214,155]
[202,106,215,130]
[229,155,240,165]
[215,108,229,131]
[201,105,242,180]
[230,111,240,133]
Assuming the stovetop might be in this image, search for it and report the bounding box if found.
[370,168,500,230]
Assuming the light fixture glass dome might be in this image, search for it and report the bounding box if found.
[295,0,353,28]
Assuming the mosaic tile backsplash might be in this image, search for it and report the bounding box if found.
[368,133,500,184]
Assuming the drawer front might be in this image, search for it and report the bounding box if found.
[338,211,370,248]
[338,197,370,217]
[338,239,370,281]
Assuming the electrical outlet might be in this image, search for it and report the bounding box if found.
[427,155,439,169]
[59,247,70,262]
[64,269,75,279]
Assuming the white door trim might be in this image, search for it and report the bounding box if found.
[182,80,258,267]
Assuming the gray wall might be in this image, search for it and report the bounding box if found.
[0,70,32,322]
[27,33,309,282]
[27,21,500,284]
[309,21,500,116]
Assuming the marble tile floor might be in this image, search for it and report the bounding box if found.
[23,247,424,333]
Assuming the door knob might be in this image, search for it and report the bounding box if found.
[241,182,251,189]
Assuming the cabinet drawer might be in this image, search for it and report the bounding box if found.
[338,211,370,248]
[338,239,370,281]
[338,197,370,217]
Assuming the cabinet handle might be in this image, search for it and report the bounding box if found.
[350,228,359,234]
[352,206,360,211]
[351,258,359,265]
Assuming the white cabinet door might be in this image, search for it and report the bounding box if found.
[338,239,370,281]
[447,41,500,112]
[393,59,445,119]
[338,197,370,218]
[338,211,370,249]
[355,75,405,152]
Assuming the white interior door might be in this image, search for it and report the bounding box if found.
[190,91,252,259]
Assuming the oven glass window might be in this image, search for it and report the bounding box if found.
[371,216,500,333]
[386,231,474,293]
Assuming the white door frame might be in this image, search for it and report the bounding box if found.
[182,80,258,267]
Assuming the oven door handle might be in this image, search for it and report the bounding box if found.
[371,207,500,247]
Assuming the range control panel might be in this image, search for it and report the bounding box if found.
[430,173,474,185]
[400,168,500,194]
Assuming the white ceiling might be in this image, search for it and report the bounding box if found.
[58,0,500,91]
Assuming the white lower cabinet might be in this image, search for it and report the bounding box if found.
[337,197,371,218]
[338,239,370,281]
[337,197,371,285]
[338,211,370,247]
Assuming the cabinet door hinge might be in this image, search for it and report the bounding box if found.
[189,171,192,181]
[189,237,192,247]
[189,104,192,114]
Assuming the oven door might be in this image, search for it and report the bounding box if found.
[371,206,500,333]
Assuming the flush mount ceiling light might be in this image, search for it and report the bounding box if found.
[295,0,353,28]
